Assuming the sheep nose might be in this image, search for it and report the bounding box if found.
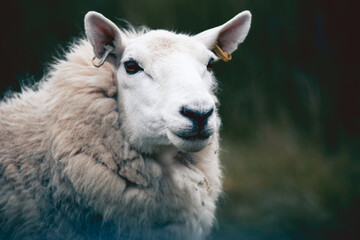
[180,106,214,128]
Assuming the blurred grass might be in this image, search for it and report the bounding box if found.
[211,121,360,239]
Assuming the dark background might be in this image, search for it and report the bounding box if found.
[1,0,359,239]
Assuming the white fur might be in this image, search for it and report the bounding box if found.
[117,30,218,153]
[0,11,251,240]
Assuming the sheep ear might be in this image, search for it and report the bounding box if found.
[195,11,251,56]
[85,11,124,63]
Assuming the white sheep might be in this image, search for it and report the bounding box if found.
[0,11,251,240]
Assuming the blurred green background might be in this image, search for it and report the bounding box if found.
[1,0,359,239]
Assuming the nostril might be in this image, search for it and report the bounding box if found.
[180,106,214,124]
[204,108,214,119]
[180,107,196,120]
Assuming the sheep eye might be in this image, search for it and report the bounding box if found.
[207,58,214,71]
[124,60,143,74]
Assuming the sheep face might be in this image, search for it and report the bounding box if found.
[85,11,251,153]
[117,31,218,153]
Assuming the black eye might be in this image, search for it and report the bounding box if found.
[124,60,143,74]
[207,58,214,71]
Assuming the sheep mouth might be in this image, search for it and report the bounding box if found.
[175,133,211,141]
[167,129,212,152]
[174,129,214,141]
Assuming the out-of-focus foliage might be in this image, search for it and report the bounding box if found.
[213,124,360,239]
[1,0,359,239]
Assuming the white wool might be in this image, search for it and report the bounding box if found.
[0,10,251,240]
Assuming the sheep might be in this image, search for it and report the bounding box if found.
[0,10,251,240]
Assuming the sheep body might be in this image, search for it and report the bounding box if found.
[0,10,251,239]
[0,40,222,240]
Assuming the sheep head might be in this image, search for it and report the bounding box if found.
[85,11,251,153]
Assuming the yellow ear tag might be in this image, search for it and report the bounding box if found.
[213,42,232,62]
